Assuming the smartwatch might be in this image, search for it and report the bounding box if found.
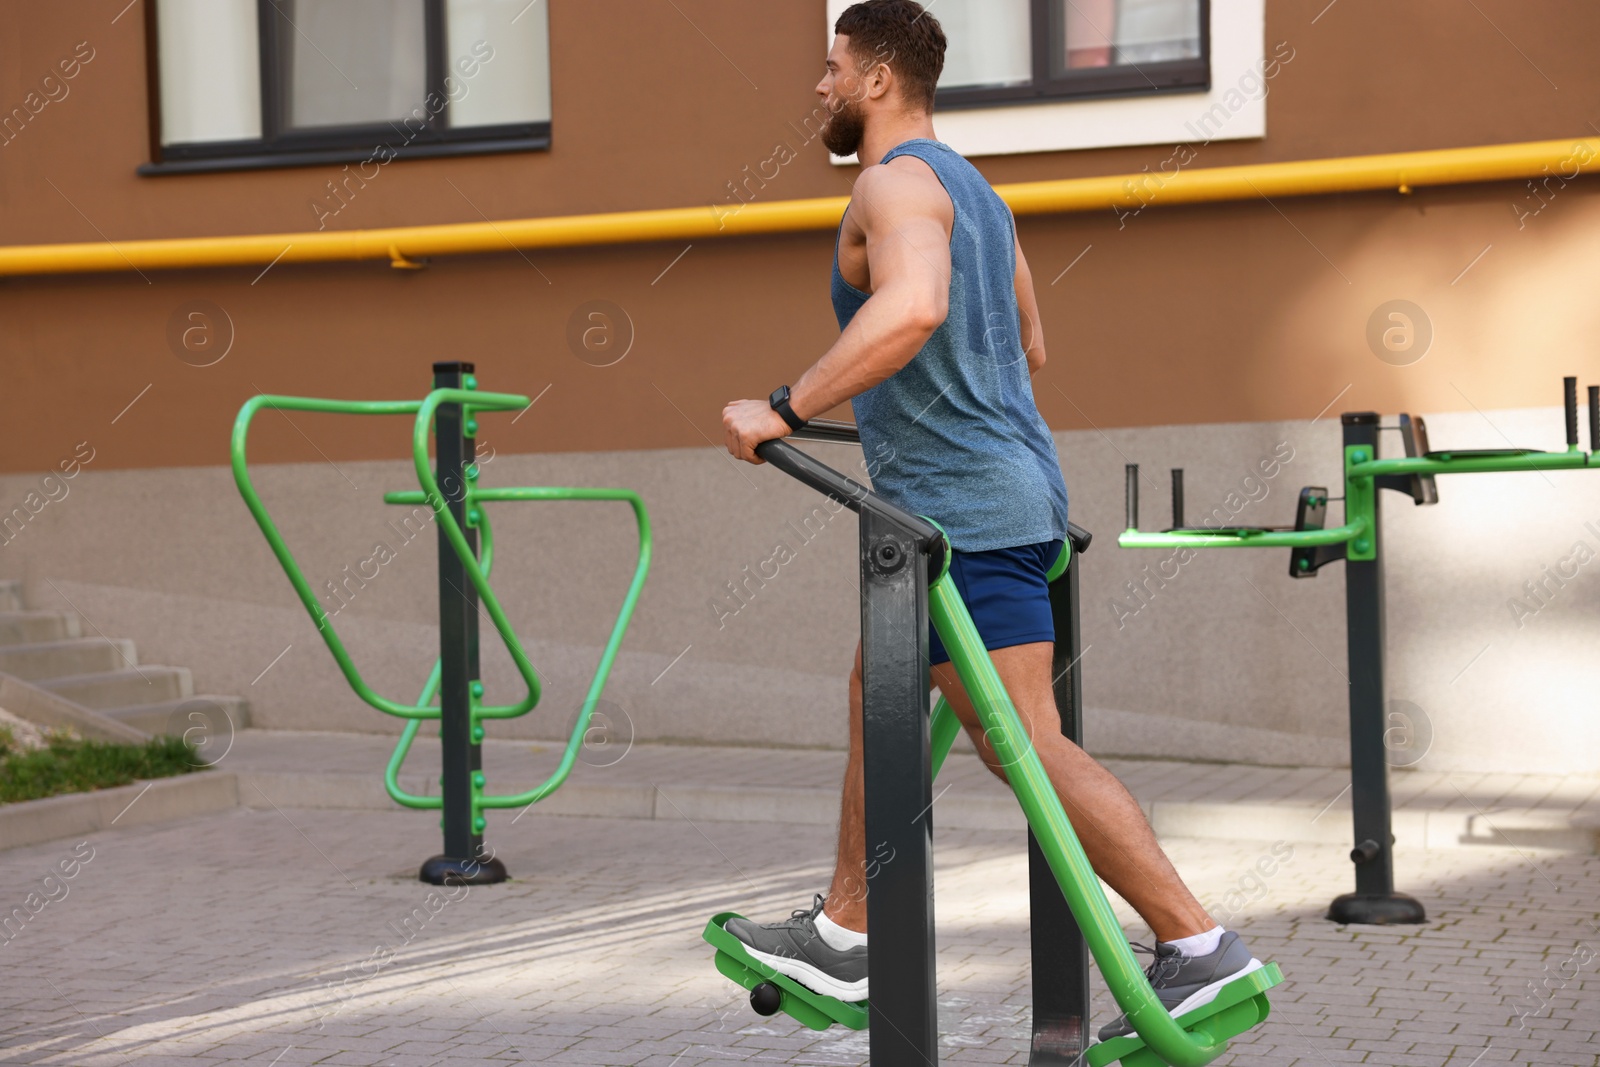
[769,385,806,432]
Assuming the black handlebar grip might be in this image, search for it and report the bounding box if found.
[1170,468,1185,530]
[1589,386,1599,454]
[1565,376,1579,448]
[1125,464,1139,531]
[1066,521,1093,554]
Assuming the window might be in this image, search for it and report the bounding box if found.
[934,0,1209,110]
[144,0,551,173]
[826,0,1260,161]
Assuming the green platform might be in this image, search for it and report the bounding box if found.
[704,913,1283,1060]
[1087,964,1284,1067]
[704,913,869,1032]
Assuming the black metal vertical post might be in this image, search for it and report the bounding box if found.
[1028,536,1092,1063]
[1588,385,1600,453]
[1328,413,1422,924]
[859,508,939,1066]
[421,361,506,886]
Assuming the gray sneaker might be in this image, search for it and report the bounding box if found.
[1096,931,1263,1042]
[724,895,869,1002]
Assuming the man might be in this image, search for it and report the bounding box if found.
[719,0,1262,1042]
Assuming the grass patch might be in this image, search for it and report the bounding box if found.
[0,733,203,804]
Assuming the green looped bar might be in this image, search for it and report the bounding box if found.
[231,387,651,823]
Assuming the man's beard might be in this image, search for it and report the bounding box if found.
[821,96,867,157]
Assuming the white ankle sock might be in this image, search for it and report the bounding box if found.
[815,911,868,951]
[1164,925,1224,958]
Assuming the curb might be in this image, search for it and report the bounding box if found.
[1146,800,1600,853]
[231,775,1031,830]
[212,774,1600,853]
[5,772,1595,856]
[0,771,238,851]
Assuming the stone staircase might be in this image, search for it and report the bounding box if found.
[0,579,248,740]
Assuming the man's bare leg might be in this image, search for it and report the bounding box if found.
[822,645,871,928]
[823,641,1214,943]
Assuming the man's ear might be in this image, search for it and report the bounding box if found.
[864,61,893,103]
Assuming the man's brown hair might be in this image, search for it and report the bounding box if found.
[834,0,947,113]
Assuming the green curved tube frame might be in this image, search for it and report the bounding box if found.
[1353,446,1599,476]
[925,539,1066,776]
[1118,439,1600,557]
[1046,537,1072,583]
[929,571,1240,1066]
[232,388,652,819]
[702,531,1271,1060]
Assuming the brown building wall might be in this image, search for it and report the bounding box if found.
[3,0,1600,476]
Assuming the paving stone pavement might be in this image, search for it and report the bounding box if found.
[1,800,1596,1066]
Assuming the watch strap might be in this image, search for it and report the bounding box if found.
[769,386,806,432]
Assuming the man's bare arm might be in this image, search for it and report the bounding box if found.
[787,162,953,420]
[721,161,952,463]
[1013,228,1047,375]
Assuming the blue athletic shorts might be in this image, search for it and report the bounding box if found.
[928,539,1063,666]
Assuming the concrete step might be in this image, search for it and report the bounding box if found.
[0,638,137,681]
[101,696,250,752]
[0,673,150,743]
[0,580,22,612]
[37,666,192,710]
[0,611,81,646]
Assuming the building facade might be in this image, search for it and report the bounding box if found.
[2,0,1598,774]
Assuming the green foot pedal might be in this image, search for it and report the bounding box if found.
[703,912,869,1032]
[1087,962,1284,1067]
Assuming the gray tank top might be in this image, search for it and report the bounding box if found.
[832,138,1071,552]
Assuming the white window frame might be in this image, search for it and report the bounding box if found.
[825,0,1266,163]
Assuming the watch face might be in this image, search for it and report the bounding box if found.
[769,386,801,429]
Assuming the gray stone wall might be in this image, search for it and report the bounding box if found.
[2,404,1595,775]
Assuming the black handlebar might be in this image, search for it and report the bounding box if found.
[1067,522,1093,554]
[755,438,944,552]
[1590,386,1599,454]
[1126,463,1140,531]
[786,418,862,445]
[1565,377,1580,449]
[760,425,1093,561]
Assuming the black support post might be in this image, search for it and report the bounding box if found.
[1328,413,1422,924]
[421,361,507,886]
[859,507,939,1066]
[1588,385,1599,454]
[1028,534,1092,1063]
